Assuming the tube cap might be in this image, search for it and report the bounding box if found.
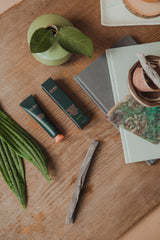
[55,134,64,143]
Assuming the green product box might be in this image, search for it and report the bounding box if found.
[41,78,90,129]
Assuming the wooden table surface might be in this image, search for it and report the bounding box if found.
[1,0,160,240]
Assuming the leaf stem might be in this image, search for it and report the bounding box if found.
[47,25,58,37]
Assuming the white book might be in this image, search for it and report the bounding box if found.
[106,41,160,163]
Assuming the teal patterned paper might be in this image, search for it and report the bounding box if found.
[107,95,160,144]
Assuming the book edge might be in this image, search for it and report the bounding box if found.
[106,49,131,164]
[74,76,108,114]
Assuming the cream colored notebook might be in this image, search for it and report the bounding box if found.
[106,41,160,163]
[100,0,160,26]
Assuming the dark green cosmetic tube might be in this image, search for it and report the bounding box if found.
[20,95,64,143]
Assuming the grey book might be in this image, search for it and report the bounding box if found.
[74,35,156,165]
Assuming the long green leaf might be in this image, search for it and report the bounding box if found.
[0,111,50,182]
[0,139,26,208]
[30,28,54,53]
[57,26,93,58]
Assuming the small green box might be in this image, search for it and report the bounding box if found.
[41,78,90,129]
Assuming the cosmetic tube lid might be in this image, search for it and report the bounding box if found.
[55,134,64,143]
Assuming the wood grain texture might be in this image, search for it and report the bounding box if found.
[0,0,160,239]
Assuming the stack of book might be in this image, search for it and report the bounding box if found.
[74,35,159,165]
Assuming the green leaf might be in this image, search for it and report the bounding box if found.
[0,139,26,208]
[0,110,50,183]
[57,26,93,58]
[30,28,54,53]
